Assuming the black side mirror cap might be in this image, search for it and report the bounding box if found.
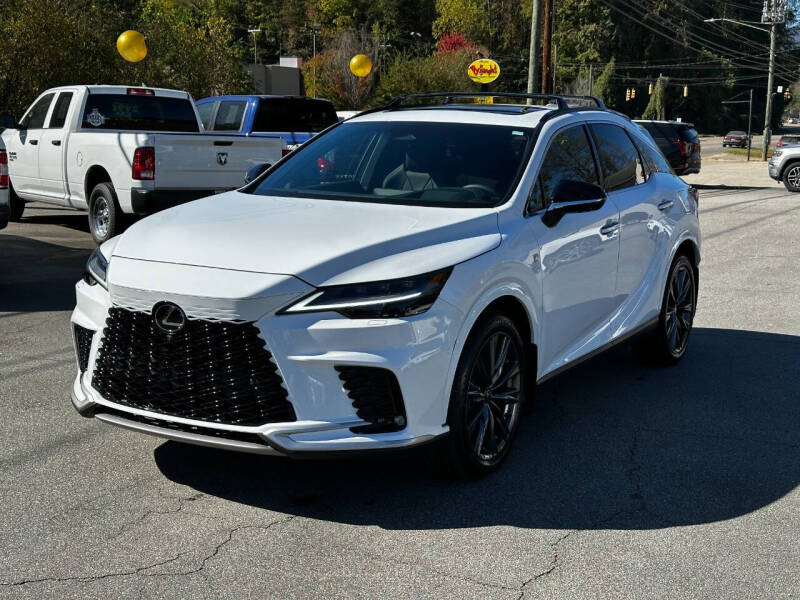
[542,180,607,227]
[244,163,271,184]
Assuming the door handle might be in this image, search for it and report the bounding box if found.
[600,220,619,236]
[657,199,674,211]
[29,139,38,145]
[51,140,61,146]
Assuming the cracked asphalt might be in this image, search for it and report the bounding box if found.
[1,175,799,599]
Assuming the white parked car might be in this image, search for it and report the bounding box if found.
[0,85,284,243]
[70,93,701,476]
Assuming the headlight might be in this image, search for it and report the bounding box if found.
[280,268,452,318]
[83,247,109,288]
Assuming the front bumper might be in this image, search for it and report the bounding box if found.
[70,268,458,456]
[768,161,780,180]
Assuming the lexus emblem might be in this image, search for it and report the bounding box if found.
[152,302,186,334]
[216,152,228,166]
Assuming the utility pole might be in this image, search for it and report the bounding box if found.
[527,0,541,96]
[762,21,776,160]
[541,0,553,93]
[247,29,261,93]
[589,64,594,95]
[748,88,754,161]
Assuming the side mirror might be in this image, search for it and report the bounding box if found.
[244,163,271,184]
[542,179,606,227]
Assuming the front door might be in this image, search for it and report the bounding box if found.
[525,124,621,375]
[9,92,55,198]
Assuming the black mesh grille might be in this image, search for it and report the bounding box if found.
[73,325,94,373]
[92,307,296,426]
[335,366,406,433]
[96,407,271,447]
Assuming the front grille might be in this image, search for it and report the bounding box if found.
[73,325,94,373]
[336,366,406,433]
[96,407,271,447]
[92,307,296,426]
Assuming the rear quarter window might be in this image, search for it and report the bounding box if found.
[82,94,200,132]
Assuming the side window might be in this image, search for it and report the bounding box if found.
[213,101,246,131]
[536,125,599,208]
[196,102,215,130]
[633,133,674,175]
[20,93,55,129]
[526,177,545,213]
[590,123,645,192]
[48,92,73,128]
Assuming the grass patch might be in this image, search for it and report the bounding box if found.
[724,147,774,158]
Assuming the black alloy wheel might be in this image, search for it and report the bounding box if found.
[444,312,526,477]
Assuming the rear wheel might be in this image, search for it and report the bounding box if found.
[443,312,527,477]
[650,254,697,364]
[8,182,24,221]
[782,163,800,192]
[88,182,123,244]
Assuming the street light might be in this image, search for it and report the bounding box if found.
[703,15,777,160]
[247,28,261,65]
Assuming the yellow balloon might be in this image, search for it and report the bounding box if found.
[349,54,372,78]
[117,30,147,63]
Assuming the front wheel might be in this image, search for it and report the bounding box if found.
[443,312,527,477]
[782,163,800,192]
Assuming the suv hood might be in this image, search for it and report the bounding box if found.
[112,191,501,286]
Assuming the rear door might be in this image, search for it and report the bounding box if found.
[9,92,55,197]
[37,90,76,201]
[589,122,659,310]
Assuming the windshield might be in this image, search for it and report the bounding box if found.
[248,120,534,207]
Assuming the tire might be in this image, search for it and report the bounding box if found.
[88,182,123,244]
[636,254,697,365]
[8,182,24,221]
[441,311,527,478]
[781,162,800,192]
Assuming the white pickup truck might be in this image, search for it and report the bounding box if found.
[0,85,284,243]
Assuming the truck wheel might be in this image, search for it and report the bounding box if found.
[88,182,123,244]
[781,163,800,192]
[8,182,25,221]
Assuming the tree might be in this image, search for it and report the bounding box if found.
[642,75,668,120]
[592,58,616,107]
[303,29,380,109]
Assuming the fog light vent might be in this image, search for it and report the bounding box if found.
[335,366,407,433]
[73,325,94,373]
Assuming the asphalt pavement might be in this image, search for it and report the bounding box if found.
[1,181,798,598]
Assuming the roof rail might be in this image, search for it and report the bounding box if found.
[558,95,606,109]
[387,92,570,111]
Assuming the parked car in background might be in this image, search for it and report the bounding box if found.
[722,130,750,148]
[71,92,701,476]
[768,144,800,191]
[0,85,284,243]
[776,134,800,147]
[634,120,701,175]
[195,95,338,150]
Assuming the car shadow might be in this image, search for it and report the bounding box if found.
[0,233,91,312]
[154,327,800,531]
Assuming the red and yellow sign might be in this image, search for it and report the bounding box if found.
[467,59,500,84]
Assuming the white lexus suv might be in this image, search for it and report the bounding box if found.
[71,93,700,476]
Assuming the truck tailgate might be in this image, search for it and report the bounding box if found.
[153,134,283,190]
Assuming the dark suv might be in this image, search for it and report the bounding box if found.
[634,120,701,175]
